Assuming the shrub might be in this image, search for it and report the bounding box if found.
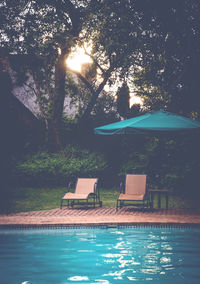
[119,149,200,193]
[12,145,108,187]
[119,152,149,176]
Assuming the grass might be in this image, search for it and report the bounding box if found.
[0,187,199,214]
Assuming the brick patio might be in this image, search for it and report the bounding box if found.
[0,207,200,227]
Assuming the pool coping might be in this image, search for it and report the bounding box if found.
[1,207,200,228]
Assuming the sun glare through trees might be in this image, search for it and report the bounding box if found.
[66,45,93,72]
[66,44,143,107]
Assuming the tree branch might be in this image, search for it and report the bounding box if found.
[70,69,96,96]
[71,65,115,121]
[55,0,82,36]
[83,45,106,75]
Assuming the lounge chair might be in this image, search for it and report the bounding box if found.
[60,178,102,208]
[116,174,149,211]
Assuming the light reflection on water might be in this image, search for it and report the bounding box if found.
[0,227,200,283]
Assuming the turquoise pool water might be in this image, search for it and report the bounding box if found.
[0,226,200,284]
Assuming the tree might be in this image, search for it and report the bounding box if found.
[116,82,130,119]
[133,0,200,118]
[1,0,138,149]
[72,0,146,121]
[0,0,86,151]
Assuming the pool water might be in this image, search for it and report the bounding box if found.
[0,227,200,284]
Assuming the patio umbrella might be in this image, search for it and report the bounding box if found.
[94,110,200,135]
[94,110,200,195]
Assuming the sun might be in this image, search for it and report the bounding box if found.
[130,95,143,107]
[66,45,93,72]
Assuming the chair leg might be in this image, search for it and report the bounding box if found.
[116,199,121,211]
[95,193,102,207]
[93,195,95,207]
[97,194,100,207]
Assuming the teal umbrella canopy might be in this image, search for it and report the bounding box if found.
[94,110,200,135]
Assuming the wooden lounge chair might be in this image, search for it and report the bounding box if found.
[116,174,149,211]
[60,178,102,208]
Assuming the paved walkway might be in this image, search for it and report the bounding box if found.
[0,207,200,227]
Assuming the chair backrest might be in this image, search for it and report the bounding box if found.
[125,174,146,195]
[75,178,98,195]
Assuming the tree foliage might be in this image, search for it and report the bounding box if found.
[133,0,200,117]
[116,82,130,119]
[0,0,89,151]
[1,0,200,153]
[1,0,140,150]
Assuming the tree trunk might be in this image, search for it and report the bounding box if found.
[47,48,75,152]
[46,1,82,151]
[46,53,66,151]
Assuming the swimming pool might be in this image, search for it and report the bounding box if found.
[0,226,200,283]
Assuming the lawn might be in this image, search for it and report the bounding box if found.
[0,187,198,214]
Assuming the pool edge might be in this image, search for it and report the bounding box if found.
[1,222,200,229]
